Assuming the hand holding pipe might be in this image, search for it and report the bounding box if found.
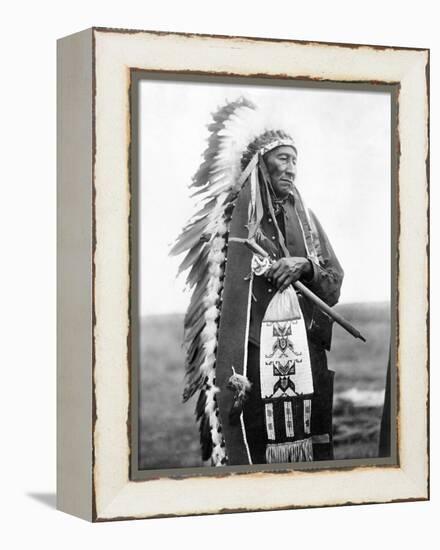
[230,236,367,343]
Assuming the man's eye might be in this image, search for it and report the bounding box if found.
[279,157,296,164]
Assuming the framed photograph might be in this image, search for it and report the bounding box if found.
[57,27,429,521]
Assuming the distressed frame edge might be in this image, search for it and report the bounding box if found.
[89,29,429,521]
[92,25,429,53]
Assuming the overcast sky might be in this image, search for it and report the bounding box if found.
[139,79,391,316]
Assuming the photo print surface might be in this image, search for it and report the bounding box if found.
[134,77,393,471]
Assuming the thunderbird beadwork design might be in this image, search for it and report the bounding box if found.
[265,322,302,358]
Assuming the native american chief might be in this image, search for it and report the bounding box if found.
[171,98,344,466]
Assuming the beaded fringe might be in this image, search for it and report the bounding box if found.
[265,438,313,463]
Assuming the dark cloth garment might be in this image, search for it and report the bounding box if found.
[244,194,342,463]
[215,175,343,465]
[243,342,335,464]
[248,194,344,351]
[275,198,307,258]
[378,354,392,457]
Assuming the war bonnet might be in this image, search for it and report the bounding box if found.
[170,98,300,466]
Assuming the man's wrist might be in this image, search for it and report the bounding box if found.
[301,259,314,281]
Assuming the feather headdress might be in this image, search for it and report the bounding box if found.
[170,97,297,465]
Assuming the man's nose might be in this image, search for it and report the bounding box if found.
[285,159,296,176]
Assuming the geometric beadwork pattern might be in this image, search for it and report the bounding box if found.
[260,302,313,399]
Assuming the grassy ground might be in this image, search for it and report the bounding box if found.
[138,302,390,469]
[329,302,390,459]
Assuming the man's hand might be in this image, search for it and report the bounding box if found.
[266,257,312,292]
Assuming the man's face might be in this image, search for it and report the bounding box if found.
[264,145,297,198]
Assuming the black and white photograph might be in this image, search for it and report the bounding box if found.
[1,0,434,537]
[135,77,394,471]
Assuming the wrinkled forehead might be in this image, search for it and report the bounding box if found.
[263,144,298,159]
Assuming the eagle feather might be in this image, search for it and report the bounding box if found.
[170,97,257,465]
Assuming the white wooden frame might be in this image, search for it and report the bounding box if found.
[57,27,429,521]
